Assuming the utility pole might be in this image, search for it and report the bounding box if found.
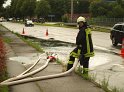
[71,0,74,22]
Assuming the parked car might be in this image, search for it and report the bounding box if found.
[7,18,13,21]
[32,18,45,23]
[0,18,3,22]
[25,20,34,27]
[0,17,5,22]
[110,23,124,46]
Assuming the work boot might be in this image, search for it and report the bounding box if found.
[82,68,89,80]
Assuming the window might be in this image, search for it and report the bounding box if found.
[114,25,122,31]
[122,25,124,31]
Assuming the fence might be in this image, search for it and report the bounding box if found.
[88,18,124,27]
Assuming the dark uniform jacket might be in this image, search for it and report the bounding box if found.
[76,26,94,56]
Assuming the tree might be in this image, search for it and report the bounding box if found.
[89,1,102,17]
[90,0,112,17]
[0,0,7,16]
[15,0,25,18]
[21,0,36,18]
[4,5,12,18]
[35,0,51,18]
[110,5,124,18]
[46,0,67,21]
[10,0,19,17]
[74,0,90,14]
[89,0,124,18]
[0,0,6,8]
[116,0,122,5]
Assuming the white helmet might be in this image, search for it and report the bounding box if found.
[77,16,86,23]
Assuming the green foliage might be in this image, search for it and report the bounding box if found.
[62,15,69,22]
[91,27,111,33]
[110,5,124,18]
[74,0,90,14]
[90,0,124,18]
[3,0,124,21]
[4,6,12,18]
[101,77,110,92]
[3,37,13,43]
[21,0,36,18]
[0,86,9,92]
[46,0,67,21]
[15,0,25,18]
[22,38,44,52]
[90,1,109,17]
[10,0,19,16]
[35,0,51,18]
[14,33,44,52]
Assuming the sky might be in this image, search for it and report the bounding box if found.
[3,0,11,7]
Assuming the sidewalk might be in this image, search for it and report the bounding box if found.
[3,30,42,92]
[0,25,104,92]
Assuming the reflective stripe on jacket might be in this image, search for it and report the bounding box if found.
[84,28,94,57]
[76,27,94,57]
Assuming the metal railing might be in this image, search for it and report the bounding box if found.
[88,18,124,27]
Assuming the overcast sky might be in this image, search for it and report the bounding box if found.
[3,0,11,7]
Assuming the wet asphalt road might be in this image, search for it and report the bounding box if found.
[1,22,112,47]
[1,22,121,54]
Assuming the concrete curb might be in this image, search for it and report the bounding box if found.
[94,45,120,56]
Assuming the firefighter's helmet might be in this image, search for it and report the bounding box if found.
[77,16,86,23]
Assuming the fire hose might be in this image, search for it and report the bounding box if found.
[19,54,43,76]
[0,54,79,86]
[3,54,50,83]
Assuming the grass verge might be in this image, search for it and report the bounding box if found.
[14,32,44,53]
[0,86,9,92]
[75,68,122,92]
[91,27,111,33]
[3,37,13,43]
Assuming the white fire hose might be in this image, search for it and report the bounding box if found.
[19,54,43,76]
[0,60,78,86]
[2,54,50,83]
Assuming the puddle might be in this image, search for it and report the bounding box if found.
[40,39,75,47]
[20,36,122,69]
[9,56,39,65]
[23,36,76,47]
[90,53,110,68]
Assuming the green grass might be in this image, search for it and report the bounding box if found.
[23,38,44,52]
[56,58,62,64]
[101,77,110,92]
[0,86,9,92]
[91,27,111,33]
[14,32,44,53]
[75,68,123,92]
[35,22,77,29]
[0,72,9,92]
[3,37,13,43]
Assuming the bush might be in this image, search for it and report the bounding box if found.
[0,37,6,82]
[62,15,69,22]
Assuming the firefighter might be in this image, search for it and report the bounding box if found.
[66,16,94,79]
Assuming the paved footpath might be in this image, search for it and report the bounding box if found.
[0,25,104,92]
